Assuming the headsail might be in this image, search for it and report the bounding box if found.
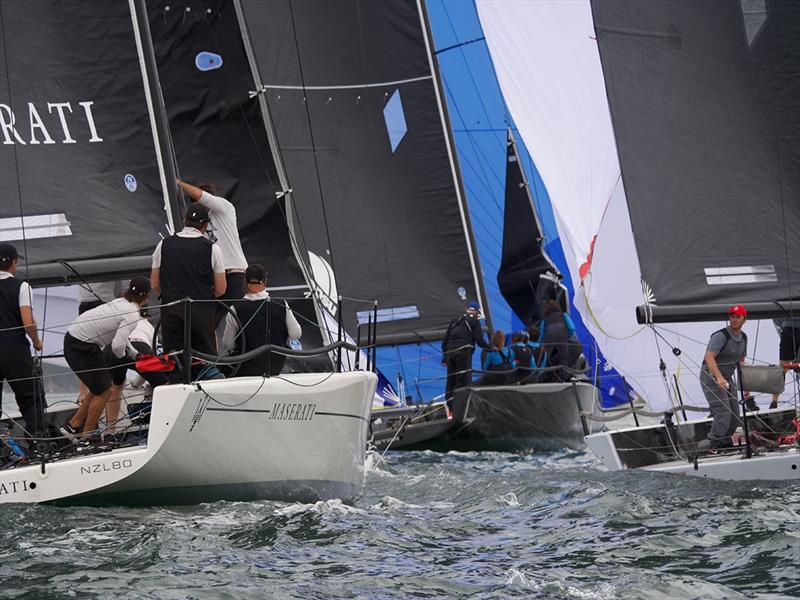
[591,0,800,322]
[233,0,489,345]
[497,129,565,327]
[0,0,176,285]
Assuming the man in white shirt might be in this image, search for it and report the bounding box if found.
[223,264,301,377]
[62,278,151,440]
[177,179,247,326]
[76,280,125,407]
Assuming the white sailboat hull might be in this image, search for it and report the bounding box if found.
[1,372,376,505]
[585,410,800,481]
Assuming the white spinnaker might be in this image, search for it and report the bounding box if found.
[476,0,784,411]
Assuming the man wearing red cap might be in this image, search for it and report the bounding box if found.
[700,304,749,451]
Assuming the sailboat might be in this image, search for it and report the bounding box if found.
[380,130,603,452]
[578,0,800,480]
[0,0,375,504]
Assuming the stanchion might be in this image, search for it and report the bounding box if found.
[736,363,752,459]
[336,296,343,372]
[183,298,192,384]
[371,301,378,373]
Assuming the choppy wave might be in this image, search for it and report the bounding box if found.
[1,450,798,599]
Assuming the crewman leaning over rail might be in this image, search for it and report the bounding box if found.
[61,278,151,444]
[0,242,48,444]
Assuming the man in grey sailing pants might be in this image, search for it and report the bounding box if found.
[0,243,47,441]
[700,304,748,452]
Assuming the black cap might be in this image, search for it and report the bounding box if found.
[128,276,151,297]
[245,263,267,283]
[185,203,210,224]
[0,243,20,265]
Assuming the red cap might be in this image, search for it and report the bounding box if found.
[728,305,747,317]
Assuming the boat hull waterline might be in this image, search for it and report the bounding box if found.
[0,372,377,505]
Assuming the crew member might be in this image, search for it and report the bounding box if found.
[76,280,124,412]
[61,278,151,441]
[510,331,534,383]
[176,179,247,326]
[150,203,226,379]
[0,243,47,439]
[103,309,166,437]
[480,330,515,386]
[539,299,579,375]
[222,264,301,376]
[441,300,490,403]
[701,304,749,452]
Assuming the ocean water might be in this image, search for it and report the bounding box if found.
[1,450,798,599]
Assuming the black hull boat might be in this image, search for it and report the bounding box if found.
[372,380,601,453]
[369,403,455,452]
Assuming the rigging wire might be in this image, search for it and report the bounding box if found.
[0,3,31,284]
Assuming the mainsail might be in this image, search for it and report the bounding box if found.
[497,129,564,327]
[591,0,800,322]
[233,0,489,345]
[0,0,176,285]
[146,0,325,350]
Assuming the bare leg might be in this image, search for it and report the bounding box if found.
[105,384,124,435]
[69,393,94,430]
[82,389,113,437]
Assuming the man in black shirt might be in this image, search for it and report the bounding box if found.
[441,300,490,404]
[151,204,226,379]
[222,264,302,377]
[0,243,47,441]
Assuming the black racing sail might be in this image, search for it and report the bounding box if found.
[233,0,490,345]
[497,129,566,327]
[147,0,324,349]
[0,0,177,286]
[591,0,800,323]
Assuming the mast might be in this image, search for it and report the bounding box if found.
[130,0,180,233]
